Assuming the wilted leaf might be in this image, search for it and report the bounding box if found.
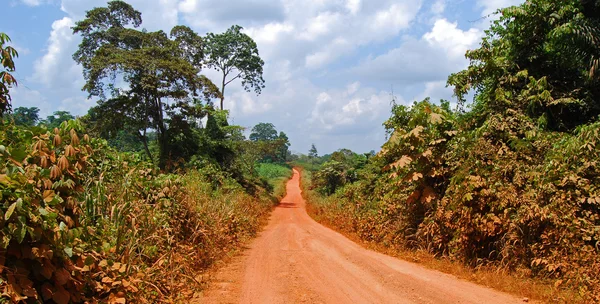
[43,190,55,203]
[391,156,412,169]
[102,276,114,284]
[54,268,70,286]
[5,201,17,220]
[52,286,70,304]
[429,112,443,124]
[41,283,53,300]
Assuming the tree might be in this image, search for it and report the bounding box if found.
[448,0,600,131]
[205,25,265,110]
[72,0,219,168]
[42,111,74,129]
[276,131,290,162]
[249,122,277,141]
[0,32,18,116]
[12,107,40,126]
[308,144,318,159]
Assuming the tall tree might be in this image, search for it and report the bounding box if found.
[276,131,290,162]
[12,107,39,126]
[205,25,265,110]
[72,0,219,168]
[0,33,18,116]
[308,144,318,159]
[249,122,277,141]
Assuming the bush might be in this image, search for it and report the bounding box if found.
[0,120,277,303]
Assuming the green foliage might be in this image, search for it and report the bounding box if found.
[11,107,40,126]
[246,123,290,163]
[205,25,265,110]
[73,0,220,169]
[308,144,318,158]
[309,96,600,301]
[448,0,600,131]
[255,163,292,181]
[0,32,18,116]
[41,111,75,129]
[249,122,277,141]
[0,118,277,302]
[255,163,292,199]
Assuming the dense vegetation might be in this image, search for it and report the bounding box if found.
[304,0,600,301]
[0,1,291,303]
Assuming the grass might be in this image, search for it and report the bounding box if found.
[255,162,293,199]
[296,167,585,304]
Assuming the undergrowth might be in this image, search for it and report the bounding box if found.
[0,120,277,303]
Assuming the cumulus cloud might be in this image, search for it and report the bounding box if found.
[424,19,481,59]
[31,17,80,88]
[11,87,52,117]
[60,0,180,31]
[16,0,521,153]
[179,0,286,32]
[350,19,481,85]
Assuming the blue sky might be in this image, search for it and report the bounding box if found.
[1,0,522,154]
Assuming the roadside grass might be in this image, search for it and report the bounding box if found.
[296,167,584,304]
[255,163,293,200]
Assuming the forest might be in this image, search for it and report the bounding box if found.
[1,0,600,303]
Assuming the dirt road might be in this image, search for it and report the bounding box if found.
[200,169,523,304]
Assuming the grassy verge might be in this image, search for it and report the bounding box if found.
[255,163,293,200]
[296,168,584,304]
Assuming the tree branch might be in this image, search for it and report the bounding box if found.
[224,72,242,86]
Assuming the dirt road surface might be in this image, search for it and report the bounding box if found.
[199,169,523,304]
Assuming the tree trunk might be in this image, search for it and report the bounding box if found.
[220,71,226,110]
[155,96,169,170]
[137,130,153,161]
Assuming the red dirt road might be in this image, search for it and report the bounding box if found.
[200,169,523,304]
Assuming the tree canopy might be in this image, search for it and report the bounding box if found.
[448,0,600,131]
[72,0,219,168]
[205,25,265,110]
[12,107,40,126]
[308,144,318,158]
[249,122,277,141]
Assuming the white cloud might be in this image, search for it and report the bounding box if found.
[431,0,445,15]
[346,0,361,15]
[18,0,523,154]
[243,22,294,45]
[424,19,481,59]
[350,18,481,84]
[31,17,80,88]
[60,0,180,31]
[10,87,52,117]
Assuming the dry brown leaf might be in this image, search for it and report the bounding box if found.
[52,286,70,304]
[391,155,412,169]
[429,112,443,124]
[54,268,70,286]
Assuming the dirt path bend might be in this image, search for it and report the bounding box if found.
[199,169,523,304]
